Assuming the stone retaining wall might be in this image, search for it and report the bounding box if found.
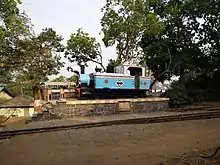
[65,103,118,117]
[130,101,169,113]
[52,98,169,117]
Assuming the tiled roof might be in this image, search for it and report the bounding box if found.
[40,82,76,86]
[0,95,34,107]
[0,87,15,97]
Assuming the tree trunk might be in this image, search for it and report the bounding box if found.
[33,86,38,100]
[20,86,23,95]
[179,68,185,87]
[33,85,44,100]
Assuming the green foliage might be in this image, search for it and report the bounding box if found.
[185,72,220,102]
[50,75,77,83]
[163,71,220,108]
[0,0,30,37]
[0,1,64,97]
[3,73,33,96]
[101,0,165,62]
[141,0,220,105]
[66,75,77,82]
[0,68,13,86]
[65,28,105,71]
[140,0,203,85]
[0,0,32,86]
[3,27,65,94]
[106,58,121,72]
[161,81,191,108]
[51,75,66,82]
[17,28,65,84]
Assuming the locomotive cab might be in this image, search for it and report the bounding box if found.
[128,67,142,89]
[114,65,146,90]
[128,67,142,76]
[114,65,146,77]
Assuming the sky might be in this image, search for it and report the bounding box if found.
[18,0,117,79]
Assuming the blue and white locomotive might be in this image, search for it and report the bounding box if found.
[74,64,151,99]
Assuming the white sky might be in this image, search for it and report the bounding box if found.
[19,0,117,79]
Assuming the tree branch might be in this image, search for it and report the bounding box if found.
[149,48,173,90]
[90,58,106,72]
[80,54,106,72]
[98,47,104,70]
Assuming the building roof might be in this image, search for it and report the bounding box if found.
[0,87,15,97]
[40,82,76,86]
[0,95,34,108]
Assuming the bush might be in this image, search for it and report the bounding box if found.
[161,81,192,108]
[161,72,220,108]
[185,74,220,102]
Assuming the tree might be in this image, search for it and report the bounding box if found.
[15,28,65,85]
[8,73,33,96]
[191,0,220,73]
[17,28,65,100]
[100,0,164,63]
[140,0,202,88]
[106,59,121,73]
[66,75,77,82]
[0,1,65,100]
[51,75,66,82]
[0,1,64,86]
[140,0,220,106]
[0,0,32,85]
[65,28,105,72]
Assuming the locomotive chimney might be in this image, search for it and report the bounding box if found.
[80,65,85,74]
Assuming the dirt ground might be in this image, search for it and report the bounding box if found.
[0,116,25,124]
[0,118,220,165]
[0,116,27,132]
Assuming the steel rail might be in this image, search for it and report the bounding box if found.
[1,110,220,139]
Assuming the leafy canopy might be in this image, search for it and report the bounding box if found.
[101,0,165,63]
[0,0,32,85]
[141,0,220,106]
[106,59,121,73]
[51,75,66,82]
[17,28,65,84]
[140,0,203,84]
[65,28,105,71]
[0,0,65,96]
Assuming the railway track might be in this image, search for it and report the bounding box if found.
[1,110,220,139]
[166,105,220,112]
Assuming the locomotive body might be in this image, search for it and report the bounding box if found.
[75,64,151,99]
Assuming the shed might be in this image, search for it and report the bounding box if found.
[0,95,34,117]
